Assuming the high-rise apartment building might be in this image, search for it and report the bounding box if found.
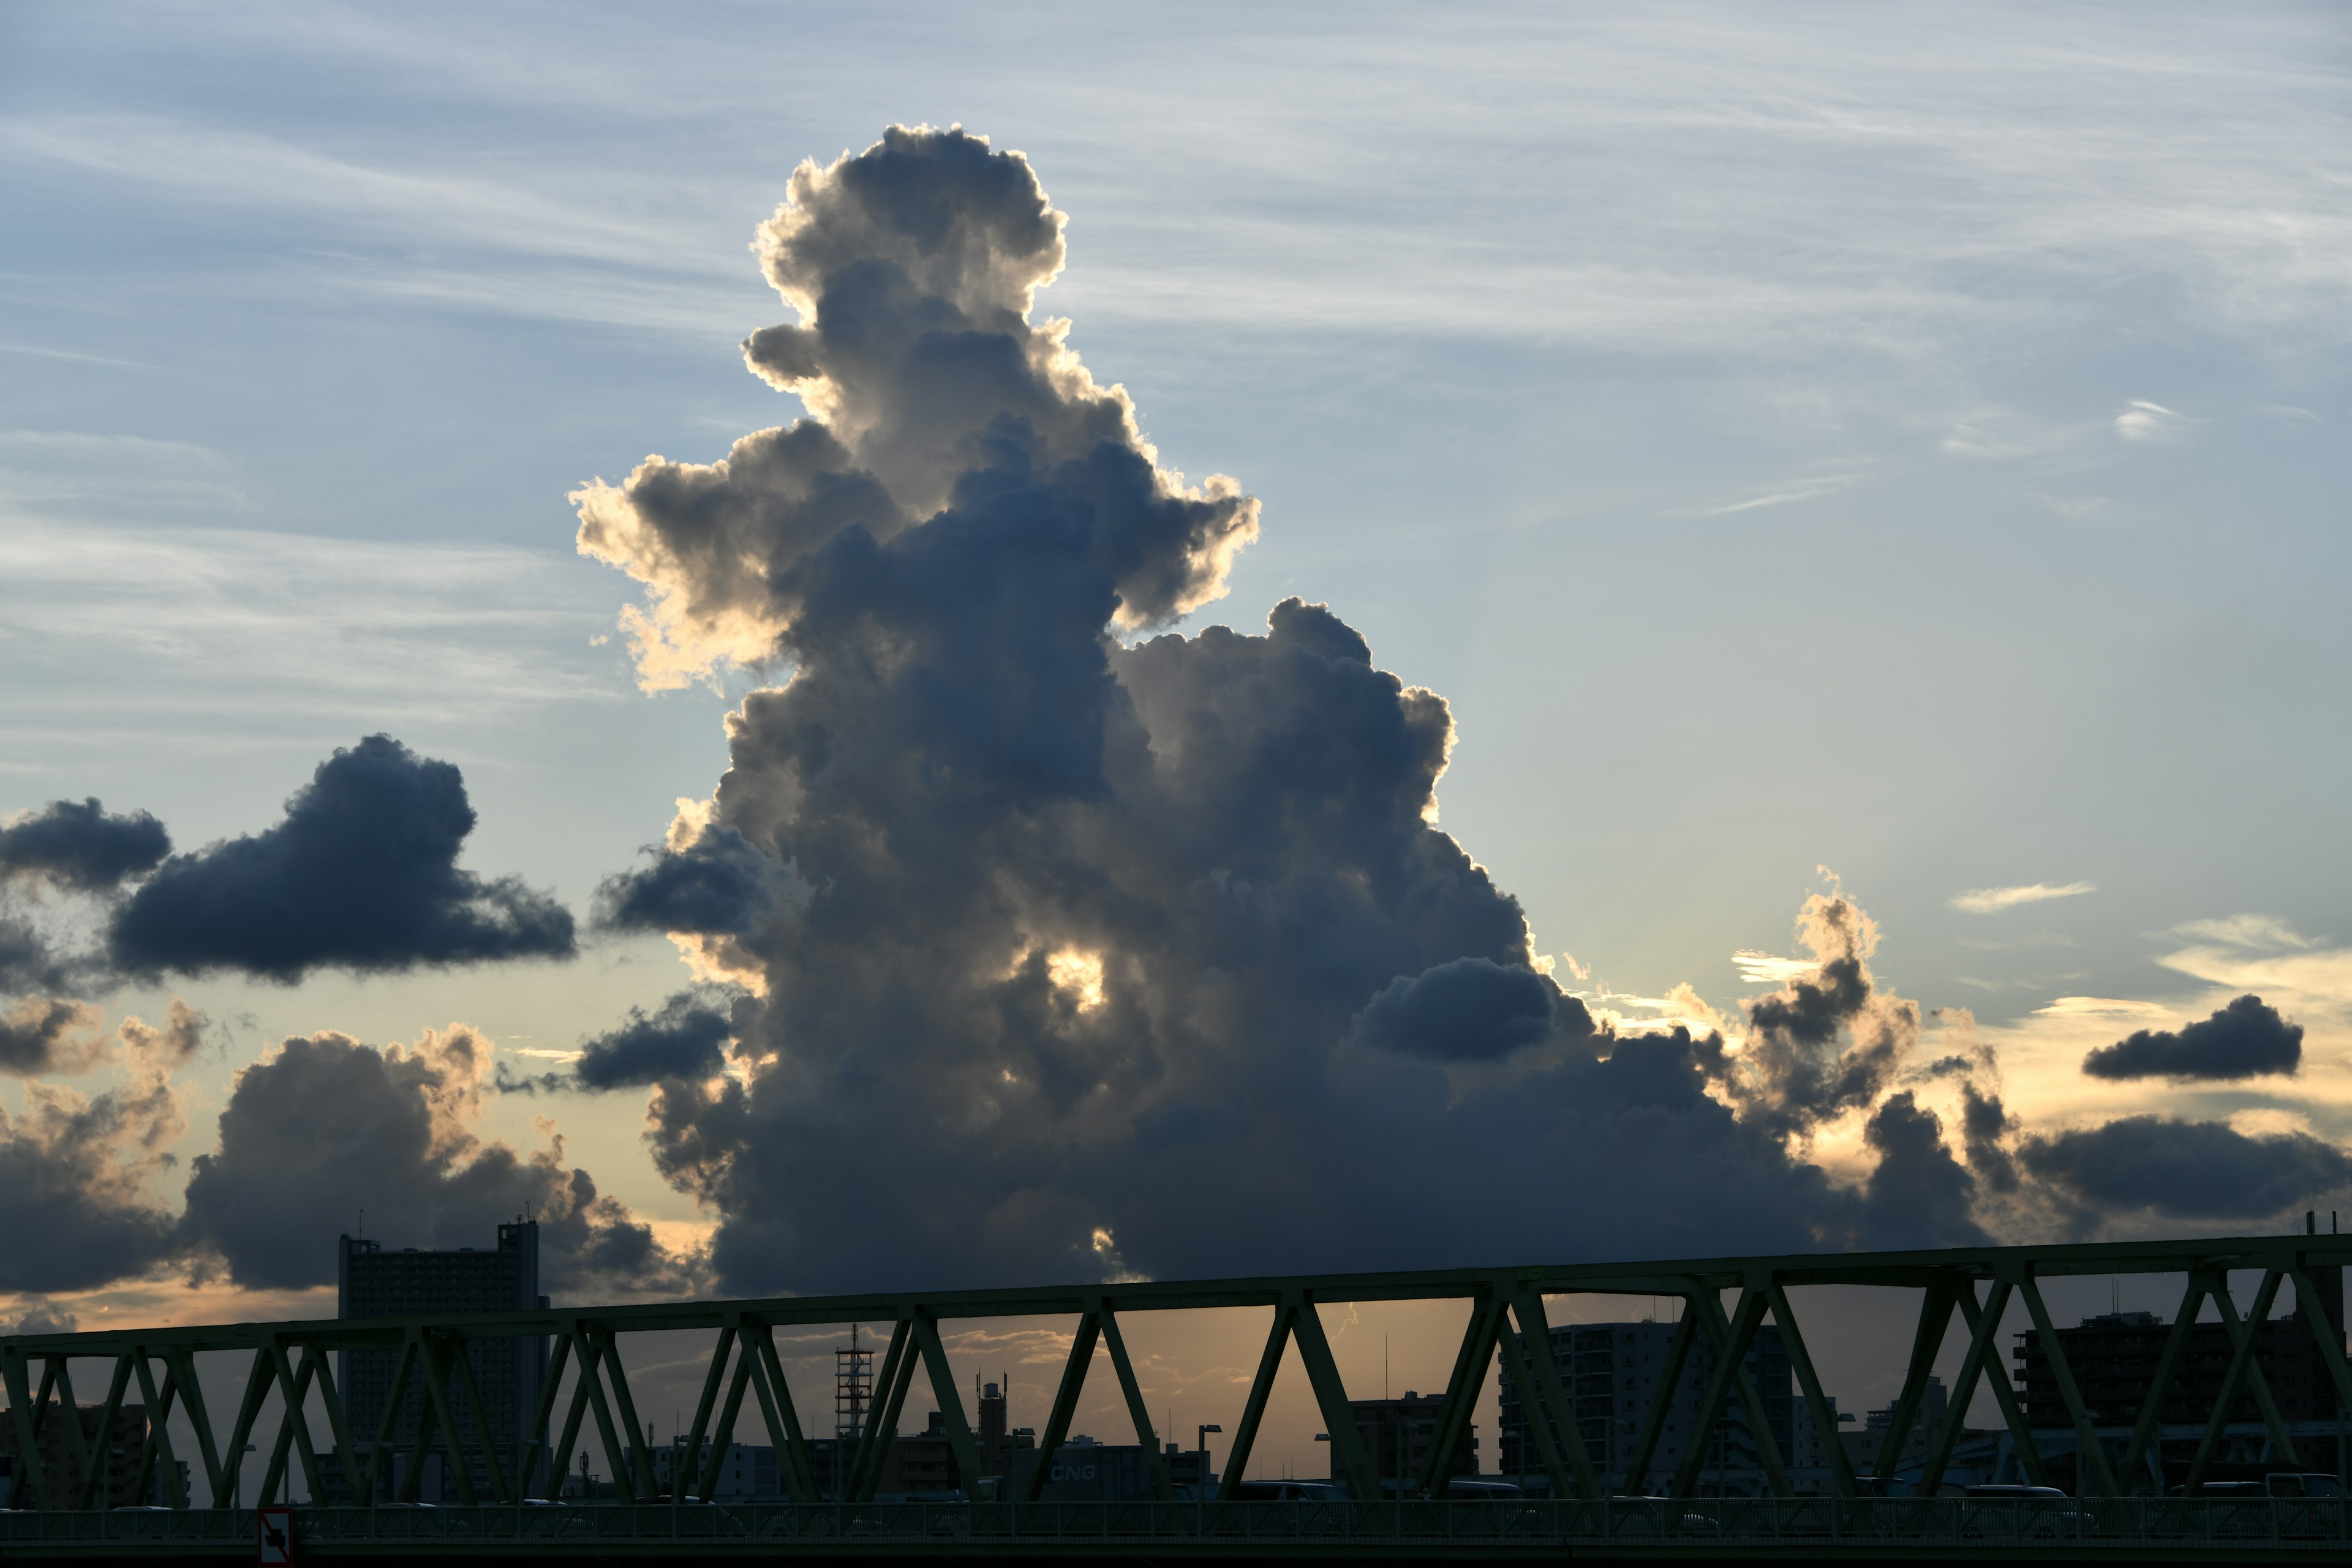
[2012,1268,2345,1432]
[1496,1318,1796,1496]
[336,1221,549,1500]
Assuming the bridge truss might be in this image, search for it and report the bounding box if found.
[6,1234,2350,1517]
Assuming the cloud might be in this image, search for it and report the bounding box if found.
[1346,956,1589,1062]
[0,1016,190,1292]
[178,1023,703,1296]
[567,127,1989,1294]
[1948,880,2095,914]
[2081,992,2302,1081]
[0,995,110,1076]
[2114,400,2193,442]
[1714,892,1922,1140]
[108,735,575,981]
[1690,471,1861,516]
[0,798,171,892]
[499,990,742,1093]
[2169,914,2315,950]
[2020,1115,2351,1221]
[1858,1092,1985,1246]
[6,1303,80,1335]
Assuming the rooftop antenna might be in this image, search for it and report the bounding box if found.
[357,1208,364,1240]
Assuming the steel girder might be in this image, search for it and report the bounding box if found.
[5,1233,2348,1511]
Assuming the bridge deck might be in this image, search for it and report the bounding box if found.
[3,1499,2350,1562]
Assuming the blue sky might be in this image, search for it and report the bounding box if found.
[3,0,2350,1453]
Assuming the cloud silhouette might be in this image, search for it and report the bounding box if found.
[1348,956,1586,1061]
[178,1024,702,1295]
[499,990,742,1093]
[0,995,109,1076]
[0,1014,190,1291]
[108,735,574,981]
[2082,993,2302,1081]
[0,797,170,892]
[567,127,1994,1294]
[2021,1115,2350,1219]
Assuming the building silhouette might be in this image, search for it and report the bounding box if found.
[334,1221,548,1501]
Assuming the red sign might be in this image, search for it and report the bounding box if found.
[257,1506,293,1565]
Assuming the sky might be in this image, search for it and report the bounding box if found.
[3,0,2351,1479]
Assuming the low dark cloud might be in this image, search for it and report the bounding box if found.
[1348,957,1587,1061]
[178,1025,702,1296]
[1856,1092,1986,1247]
[0,798,170,892]
[597,824,793,938]
[0,995,108,1076]
[499,990,742,1093]
[2020,1115,2352,1219]
[108,736,575,982]
[2082,993,2302,1082]
[1961,1082,2020,1194]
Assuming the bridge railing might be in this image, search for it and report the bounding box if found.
[0,1498,2348,1551]
[6,1235,2350,1512]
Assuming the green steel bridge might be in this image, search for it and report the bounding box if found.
[6,1233,2352,1562]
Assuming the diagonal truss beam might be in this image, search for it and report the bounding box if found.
[1290,1294,1379,1499]
[1673,1286,1784,1499]
[850,1319,918,1502]
[1622,1298,1698,1496]
[1030,1311,1101,1502]
[1216,1304,1294,1500]
[2188,1269,2296,1488]
[2018,1272,2118,1496]
[1952,1280,2046,1488]
[1763,1278,1855,1499]
[1096,1305,1172,1501]
[1507,1287,1602,1499]
[1875,1281,1956,1482]
[747,1324,819,1501]
[2119,1273,2208,1492]
[1420,1292,1506,1498]
[1919,1278,2010,1496]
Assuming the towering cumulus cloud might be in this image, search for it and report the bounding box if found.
[577,129,2007,1291]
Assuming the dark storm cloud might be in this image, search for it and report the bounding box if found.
[2020,1115,2352,1219]
[498,990,741,1093]
[571,126,1986,1292]
[0,798,170,892]
[1961,1082,2020,1194]
[1856,1093,1985,1246]
[178,1025,701,1295]
[108,735,575,982]
[1348,957,1588,1061]
[2081,993,2303,1082]
[597,824,792,937]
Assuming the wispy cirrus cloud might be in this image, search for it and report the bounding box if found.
[1950,881,2095,915]
[2115,401,2195,442]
